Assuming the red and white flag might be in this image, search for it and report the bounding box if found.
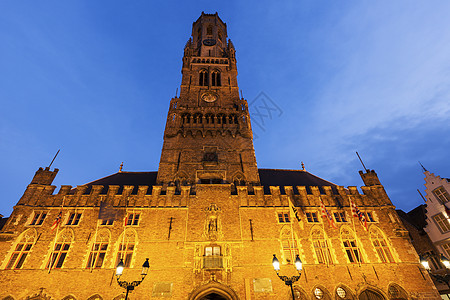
[350,198,368,230]
[319,199,337,229]
[51,211,62,232]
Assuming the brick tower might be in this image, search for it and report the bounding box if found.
[157,12,260,188]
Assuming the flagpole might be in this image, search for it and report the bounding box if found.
[318,197,330,266]
[48,196,65,274]
[349,196,362,267]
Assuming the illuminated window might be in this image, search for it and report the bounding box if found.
[370,227,394,263]
[86,231,109,269]
[306,212,319,223]
[46,230,73,269]
[334,212,347,223]
[203,245,222,268]
[281,228,299,264]
[6,230,36,269]
[442,243,450,259]
[311,228,333,264]
[433,186,450,204]
[277,212,290,223]
[126,213,140,226]
[433,213,450,233]
[314,288,324,299]
[341,228,362,263]
[116,230,136,268]
[66,213,82,226]
[30,211,47,226]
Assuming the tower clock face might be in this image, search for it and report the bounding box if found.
[203,39,216,46]
[201,92,218,103]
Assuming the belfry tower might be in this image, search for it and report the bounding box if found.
[157,12,260,187]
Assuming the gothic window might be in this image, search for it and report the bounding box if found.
[193,113,202,124]
[217,114,225,124]
[205,113,214,124]
[6,229,36,269]
[199,70,208,86]
[47,229,73,269]
[211,71,221,86]
[280,227,299,264]
[86,230,110,269]
[277,211,290,223]
[66,212,82,226]
[116,230,136,268]
[359,289,385,300]
[341,227,362,263]
[203,245,223,268]
[433,186,450,204]
[370,227,394,263]
[29,211,47,226]
[306,212,319,223]
[334,212,347,223]
[125,213,140,226]
[311,228,333,264]
[206,25,212,36]
[433,213,450,233]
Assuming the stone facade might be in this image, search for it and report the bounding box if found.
[0,12,441,300]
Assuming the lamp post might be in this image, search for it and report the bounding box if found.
[420,254,450,288]
[272,254,302,300]
[116,258,150,300]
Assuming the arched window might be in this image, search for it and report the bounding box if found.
[182,113,191,124]
[193,113,202,124]
[280,227,299,264]
[217,114,225,124]
[47,229,74,269]
[341,227,362,263]
[311,228,333,264]
[6,229,36,269]
[370,227,394,263]
[199,70,208,86]
[206,25,213,36]
[387,284,408,300]
[116,230,136,268]
[211,71,221,86]
[86,229,110,269]
[205,113,214,124]
[359,289,385,300]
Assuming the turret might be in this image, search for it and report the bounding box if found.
[359,169,381,186]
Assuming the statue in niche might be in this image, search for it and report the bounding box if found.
[203,204,222,241]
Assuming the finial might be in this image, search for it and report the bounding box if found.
[301,162,305,171]
[119,162,123,172]
[419,161,427,172]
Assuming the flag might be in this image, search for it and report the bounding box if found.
[319,198,337,229]
[51,211,62,232]
[98,201,124,222]
[288,197,301,222]
[350,198,368,230]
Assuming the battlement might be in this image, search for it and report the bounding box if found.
[15,182,393,209]
[30,167,59,185]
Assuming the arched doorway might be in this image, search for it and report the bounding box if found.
[359,289,385,300]
[199,293,229,300]
[188,282,239,300]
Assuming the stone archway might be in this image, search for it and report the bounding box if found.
[189,282,239,300]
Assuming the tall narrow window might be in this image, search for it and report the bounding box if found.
[199,70,208,86]
[6,230,36,269]
[281,227,299,264]
[341,227,362,263]
[211,71,221,86]
[311,228,333,264]
[126,213,140,226]
[433,186,450,204]
[370,227,394,263]
[86,230,110,269]
[116,230,136,268]
[207,25,212,36]
[47,229,73,269]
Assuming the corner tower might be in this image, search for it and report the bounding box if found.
[157,12,259,187]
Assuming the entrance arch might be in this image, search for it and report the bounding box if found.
[189,282,239,300]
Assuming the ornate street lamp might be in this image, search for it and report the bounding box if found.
[272,254,302,300]
[420,254,450,288]
[116,258,150,300]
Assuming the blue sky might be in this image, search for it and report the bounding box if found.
[1,1,450,216]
